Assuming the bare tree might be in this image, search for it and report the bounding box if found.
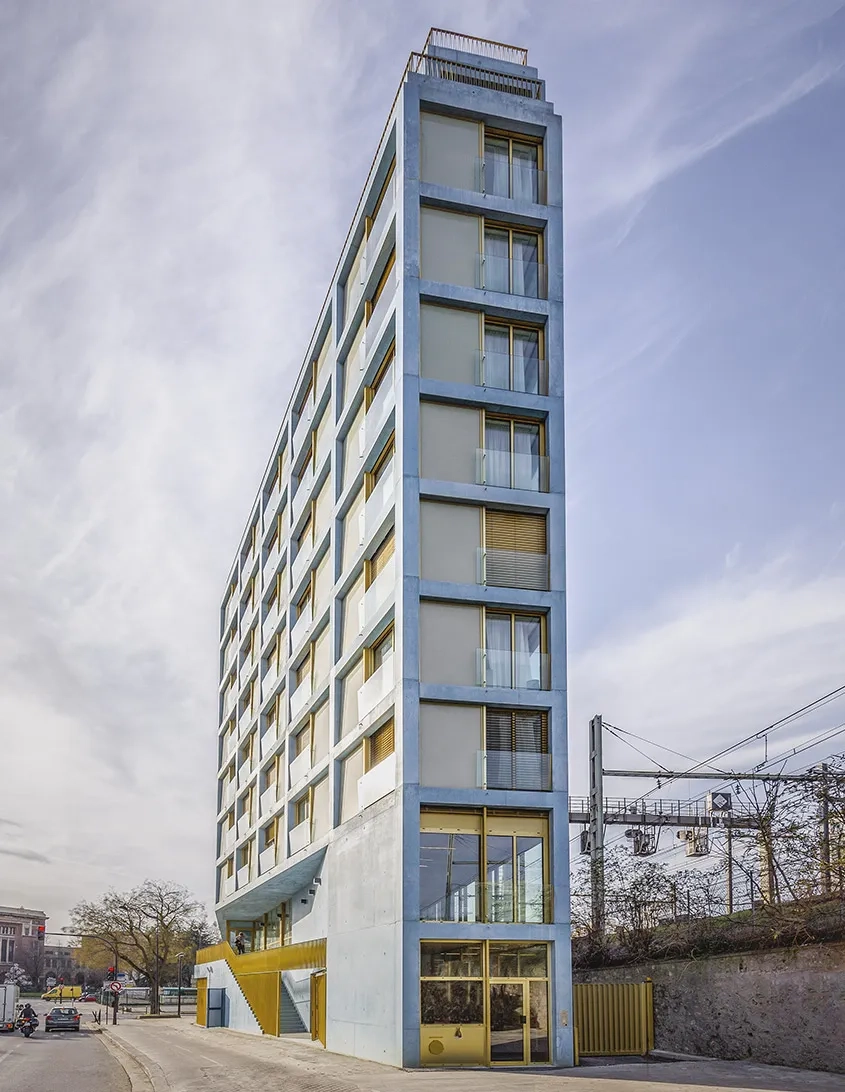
[71,881,213,1014]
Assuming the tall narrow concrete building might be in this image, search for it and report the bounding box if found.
[195,28,572,1068]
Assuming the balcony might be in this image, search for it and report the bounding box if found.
[259,717,282,759]
[260,783,277,816]
[359,555,396,632]
[221,824,236,855]
[476,349,548,396]
[420,881,552,925]
[357,653,395,722]
[367,266,397,337]
[289,748,311,789]
[478,750,552,791]
[262,540,282,587]
[477,253,547,299]
[358,752,397,811]
[224,595,237,629]
[292,399,314,458]
[221,780,236,812]
[259,844,277,874]
[289,603,313,656]
[262,604,281,647]
[290,539,313,590]
[477,648,550,690]
[238,654,256,693]
[223,640,237,673]
[221,732,237,765]
[237,812,253,839]
[262,661,280,703]
[290,675,312,722]
[475,448,550,492]
[237,756,253,784]
[291,463,314,523]
[361,377,395,457]
[476,156,548,205]
[221,873,236,899]
[345,256,367,329]
[478,547,550,591]
[241,541,257,581]
[265,471,283,518]
[237,864,252,889]
[363,472,396,540]
[238,704,255,736]
[289,819,311,856]
[366,179,396,269]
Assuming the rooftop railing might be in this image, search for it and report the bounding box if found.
[422,28,529,67]
[408,52,542,101]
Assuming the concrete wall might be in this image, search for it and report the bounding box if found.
[574,943,845,1074]
[326,792,404,1064]
[194,957,262,1035]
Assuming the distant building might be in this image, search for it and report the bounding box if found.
[0,905,47,984]
[44,944,83,984]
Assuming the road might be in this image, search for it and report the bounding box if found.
[107,1018,845,1092]
[0,1009,129,1092]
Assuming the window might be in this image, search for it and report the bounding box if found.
[366,718,395,771]
[482,415,547,492]
[224,856,234,878]
[483,509,548,590]
[420,810,550,924]
[420,941,484,1026]
[368,346,395,406]
[482,321,545,395]
[296,653,311,690]
[485,708,550,790]
[483,132,544,203]
[263,820,276,847]
[294,724,310,758]
[0,939,14,963]
[367,249,396,326]
[482,225,544,298]
[296,514,313,560]
[483,610,547,689]
[366,528,395,588]
[0,925,14,937]
[294,795,310,827]
[367,434,395,498]
[367,625,394,677]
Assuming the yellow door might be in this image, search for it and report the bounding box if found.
[310,971,326,1046]
[196,980,208,1027]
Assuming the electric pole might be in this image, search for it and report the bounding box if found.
[588,714,605,935]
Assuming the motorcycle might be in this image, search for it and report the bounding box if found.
[16,1015,38,1038]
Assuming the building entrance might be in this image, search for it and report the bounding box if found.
[489,979,549,1064]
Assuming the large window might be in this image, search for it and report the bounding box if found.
[420,942,485,1025]
[365,717,395,771]
[485,708,550,791]
[483,132,544,203]
[483,610,548,690]
[482,321,545,395]
[483,509,548,591]
[420,809,549,924]
[483,225,544,298]
[482,415,547,492]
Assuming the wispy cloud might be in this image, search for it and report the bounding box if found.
[0,847,51,865]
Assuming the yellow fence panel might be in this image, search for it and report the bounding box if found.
[196,980,208,1027]
[574,981,654,1057]
[236,971,282,1036]
[196,938,326,974]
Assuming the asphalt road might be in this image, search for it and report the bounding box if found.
[0,1010,130,1092]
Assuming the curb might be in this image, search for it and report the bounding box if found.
[101,1026,171,1091]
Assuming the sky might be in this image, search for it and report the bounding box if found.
[1,0,844,927]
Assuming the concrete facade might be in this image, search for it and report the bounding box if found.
[575,943,845,1074]
[204,30,571,1068]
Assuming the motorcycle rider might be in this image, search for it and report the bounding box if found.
[20,1002,35,1021]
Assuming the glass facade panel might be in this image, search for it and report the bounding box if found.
[420,941,483,978]
[420,833,481,921]
[512,142,539,203]
[489,942,548,979]
[421,981,484,1024]
[484,138,510,198]
[512,329,540,394]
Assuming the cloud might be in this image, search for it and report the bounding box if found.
[568,559,845,795]
[0,847,51,865]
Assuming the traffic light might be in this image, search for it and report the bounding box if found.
[58,977,64,985]
[107,967,116,981]
[37,925,45,939]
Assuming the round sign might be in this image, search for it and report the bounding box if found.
[109,981,123,993]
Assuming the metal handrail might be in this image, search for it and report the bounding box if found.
[423,28,529,66]
[408,53,542,100]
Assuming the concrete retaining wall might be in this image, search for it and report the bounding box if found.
[574,943,845,1073]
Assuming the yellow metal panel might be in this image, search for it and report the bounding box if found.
[310,971,326,1046]
[196,937,326,974]
[421,1024,486,1066]
[236,971,280,1036]
[196,980,208,1027]
[573,981,653,1056]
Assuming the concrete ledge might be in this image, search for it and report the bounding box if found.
[138,1012,181,1020]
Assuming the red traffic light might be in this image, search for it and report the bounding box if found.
[37,926,45,937]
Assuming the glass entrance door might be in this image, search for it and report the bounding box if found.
[489,982,525,1063]
[489,980,550,1065]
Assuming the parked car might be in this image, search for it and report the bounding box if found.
[79,993,97,1002]
[44,1006,82,1032]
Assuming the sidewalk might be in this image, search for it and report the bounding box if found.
[103,1018,845,1092]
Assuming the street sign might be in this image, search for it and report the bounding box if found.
[707,791,732,813]
[109,981,123,994]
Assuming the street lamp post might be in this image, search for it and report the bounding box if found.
[176,953,184,1018]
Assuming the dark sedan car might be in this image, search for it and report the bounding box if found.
[45,1006,82,1032]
